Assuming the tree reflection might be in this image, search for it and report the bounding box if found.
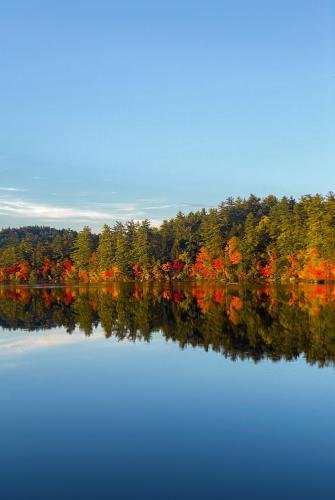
[1,283,335,366]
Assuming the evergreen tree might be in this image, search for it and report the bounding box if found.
[72,226,93,271]
[200,209,223,256]
[114,222,129,274]
[133,220,151,268]
[97,224,114,269]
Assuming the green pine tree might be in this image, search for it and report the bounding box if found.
[97,224,114,269]
[133,220,151,268]
[114,222,129,274]
[72,226,93,271]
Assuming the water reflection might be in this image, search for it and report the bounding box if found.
[1,283,335,366]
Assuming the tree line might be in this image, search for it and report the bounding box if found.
[1,193,335,283]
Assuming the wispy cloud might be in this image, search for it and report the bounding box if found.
[94,201,190,212]
[0,199,112,221]
[0,330,101,359]
[0,197,165,226]
[142,204,185,211]
[0,333,83,357]
[0,194,203,228]
[0,187,27,192]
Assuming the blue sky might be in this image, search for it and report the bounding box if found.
[0,0,334,230]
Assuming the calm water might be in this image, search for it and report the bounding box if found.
[0,283,335,499]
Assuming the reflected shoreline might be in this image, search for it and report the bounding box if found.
[1,283,335,367]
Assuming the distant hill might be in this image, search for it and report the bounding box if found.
[0,226,78,248]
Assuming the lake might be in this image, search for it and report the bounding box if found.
[0,283,334,499]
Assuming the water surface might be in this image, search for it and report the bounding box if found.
[0,284,334,499]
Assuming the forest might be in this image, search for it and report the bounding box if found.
[1,193,335,283]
